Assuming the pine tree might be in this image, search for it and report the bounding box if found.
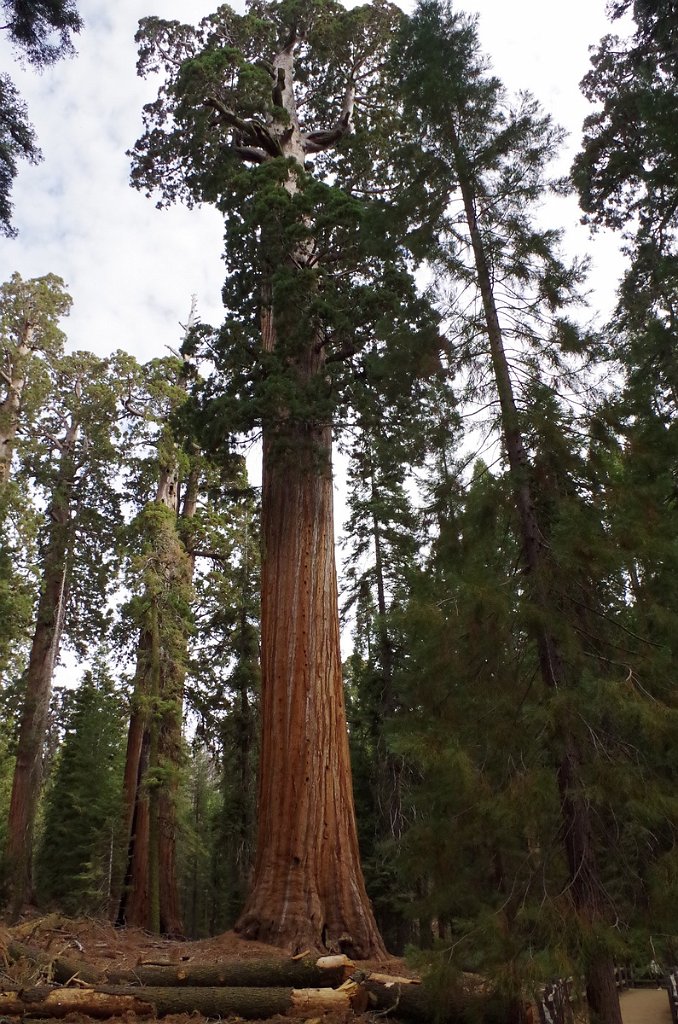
[35,662,125,915]
[393,4,660,1019]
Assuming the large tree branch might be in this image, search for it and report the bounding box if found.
[234,145,269,164]
[205,96,279,157]
[302,76,355,154]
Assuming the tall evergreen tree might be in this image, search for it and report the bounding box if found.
[393,4,664,1019]
[572,0,678,959]
[189,481,261,933]
[35,662,125,915]
[0,273,70,682]
[114,353,198,936]
[130,0,441,954]
[4,350,125,916]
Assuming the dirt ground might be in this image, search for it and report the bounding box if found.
[619,987,672,1024]
[0,914,416,1024]
[5,915,660,1024]
[0,911,411,972]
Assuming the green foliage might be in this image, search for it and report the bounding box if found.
[186,481,261,932]
[176,743,222,938]
[0,2,81,235]
[1,0,81,66]
[574,0,678,235]
[0,77,40,237]
[23,350,127,659]
[35,663,125,915]
[0,721,15,854]
[131,1,442,464]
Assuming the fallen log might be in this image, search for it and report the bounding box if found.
[105,952,355,988]
[364,977,515,1023]
[0,985,152,1018]
[4,940,104,985]
[95,983,361,1018]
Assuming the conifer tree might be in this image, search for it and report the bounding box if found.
[114,354,198,936]
[181,742,221,938]
[189,482,261,933]
[0,273,70,680]
[394,5,649,1019]
[114,340,251,935]
[573,1,678,955]
[35,662,125,915]
[4,350,125,916]
[341,406,424,950]
[130,0,441,954]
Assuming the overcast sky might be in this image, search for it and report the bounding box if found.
[1,0,626,370]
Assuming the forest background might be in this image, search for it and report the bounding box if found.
[1,0,677,1023]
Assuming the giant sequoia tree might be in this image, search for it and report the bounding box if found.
[0,273,70,680]
[130,0,440,955]
[114,361,196,937]
[5,351,124,915]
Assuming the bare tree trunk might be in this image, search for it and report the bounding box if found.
[235,307,384,955]
[4,425,77,916]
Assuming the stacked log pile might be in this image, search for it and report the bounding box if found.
[0,943,509,1021]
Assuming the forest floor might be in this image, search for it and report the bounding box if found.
[619,986,672,1024]
[0,913,414,1024]
[1,915,667,1023]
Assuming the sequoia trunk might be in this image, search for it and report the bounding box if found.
[236,407,384,956]
[4,428,77,916]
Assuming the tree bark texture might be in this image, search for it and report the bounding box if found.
[229,24,383,957]
[0,982,514,1023]
[5,430,77,917]
[106,953,354,988]
[236,408,384,957]
[0,987,153,1018]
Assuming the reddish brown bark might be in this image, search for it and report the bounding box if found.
[236,354,384,956]
[207,23,382,956]
[4,427,77,917]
